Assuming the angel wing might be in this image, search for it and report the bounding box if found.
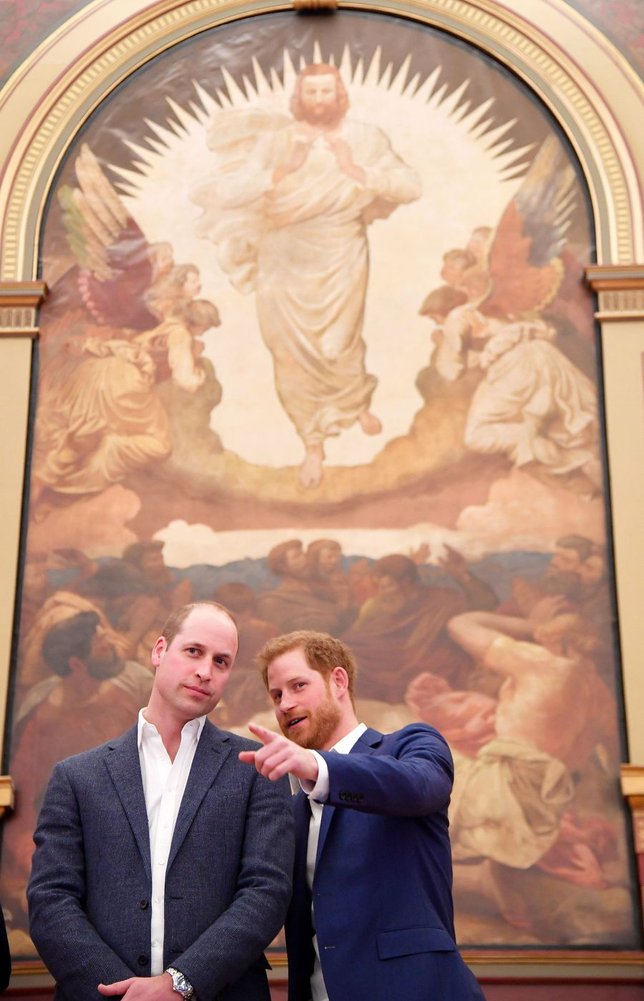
[479,136,577,319]
[57,144,164,330]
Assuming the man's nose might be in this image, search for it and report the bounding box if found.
[195,660,212,679]
[279,694,296,714]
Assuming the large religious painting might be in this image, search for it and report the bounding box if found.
[3,9,641,963]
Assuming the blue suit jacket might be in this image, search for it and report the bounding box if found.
[285,724,485,1001]
[28,720,294,1001]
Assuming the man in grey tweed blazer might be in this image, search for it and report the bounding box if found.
[28,601,293,1001]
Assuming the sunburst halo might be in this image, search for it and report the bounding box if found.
[111,44,531,469]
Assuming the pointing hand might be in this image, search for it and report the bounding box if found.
[239,723,319,783]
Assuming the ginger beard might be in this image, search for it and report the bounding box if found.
[280,676,343,750]
[301,99,345,129]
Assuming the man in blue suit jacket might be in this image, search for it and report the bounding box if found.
[28,602,293,1001]
[240,629,485,1001]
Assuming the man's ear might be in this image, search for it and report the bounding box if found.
[151,636,166,669]
[330,665,349,697]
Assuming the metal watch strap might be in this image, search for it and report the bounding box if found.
[166,966,195,999]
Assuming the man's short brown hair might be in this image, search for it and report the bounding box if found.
[257,630,357,700]
[160,601,237,647]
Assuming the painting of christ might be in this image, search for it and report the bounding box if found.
[2,9,639,962]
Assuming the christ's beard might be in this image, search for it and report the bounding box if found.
[301,104,346,129]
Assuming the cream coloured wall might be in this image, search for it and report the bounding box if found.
[600,317,644,762]
[0,337,32,743]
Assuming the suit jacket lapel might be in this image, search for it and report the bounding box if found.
[353,727,383,752]
[316,800,335,864]
[293,790,312,882]
[315,729,382,863]
[104,726,151,881]
[168,720,230,868]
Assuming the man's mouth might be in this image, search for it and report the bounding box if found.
[286,716,307,729]
[185,685,210,697]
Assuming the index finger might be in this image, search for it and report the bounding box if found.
[247,722,280,744]
[98,979,134,995]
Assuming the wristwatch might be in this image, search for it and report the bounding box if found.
[166,967,195,999]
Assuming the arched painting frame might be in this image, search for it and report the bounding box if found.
[1,0,643,982]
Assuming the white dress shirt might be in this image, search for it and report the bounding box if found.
[299,723,367,1001]
[137,708,206,975]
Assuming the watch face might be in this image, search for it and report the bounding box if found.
[168,968,193,998]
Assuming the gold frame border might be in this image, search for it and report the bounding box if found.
[0,0,642,280]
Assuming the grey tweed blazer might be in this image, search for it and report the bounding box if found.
[28,721,294,1001]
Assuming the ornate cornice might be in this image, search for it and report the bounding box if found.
[585,265,644,320]
[621,764,644,802]
[0,279,47,337]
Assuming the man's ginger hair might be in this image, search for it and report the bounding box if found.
[257,630,357,702]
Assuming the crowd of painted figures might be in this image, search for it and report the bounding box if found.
[2,530,622,945]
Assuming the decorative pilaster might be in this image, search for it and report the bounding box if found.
[0,280,48,337]
[585,265,644,320]
[620,765,644,929]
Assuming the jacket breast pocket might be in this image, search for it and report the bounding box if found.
[377,926,456,959]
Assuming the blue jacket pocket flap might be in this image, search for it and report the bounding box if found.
[377,927,456,959]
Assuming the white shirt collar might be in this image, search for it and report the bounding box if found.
[330,722,367,755]
[136,706,206,749]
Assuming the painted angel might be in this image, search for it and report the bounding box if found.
[32,146,221,507]
[45,143,178,345]
[421,136,599,486]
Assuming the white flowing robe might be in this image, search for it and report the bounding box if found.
[195,116,421,445]
[464,321,598,473]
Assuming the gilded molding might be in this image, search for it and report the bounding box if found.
[621,766,644,863]
[621,764,644,798]
[0,0,641,280]
[586,265,644,320]
[294,0,338,8]
[0,280,47,337]
[0,775,15,816]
